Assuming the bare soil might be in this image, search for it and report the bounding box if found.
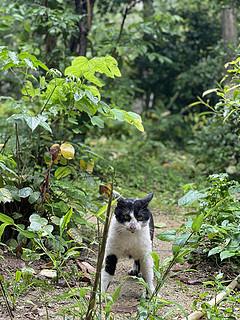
[0,212,238,320]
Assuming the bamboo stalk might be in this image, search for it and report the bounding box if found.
[180,275,240,320]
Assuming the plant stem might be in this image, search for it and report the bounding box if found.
[15,123,22,188]
[0,279,14,319]
[85,180,114,320]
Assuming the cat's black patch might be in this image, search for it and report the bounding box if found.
[135,259,140,273]
[105,254,118,276]
[114,194,154,240]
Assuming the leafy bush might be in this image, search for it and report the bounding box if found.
[0,47,143,243]
[178,173,240,262]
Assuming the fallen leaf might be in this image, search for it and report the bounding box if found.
[39,269,57,278]
[76,260,96,274]
[154,222,166,228]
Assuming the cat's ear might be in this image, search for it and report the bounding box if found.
[113,190,121,199]
[140,193,154,206]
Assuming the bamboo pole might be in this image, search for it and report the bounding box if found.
[180,275,240,320]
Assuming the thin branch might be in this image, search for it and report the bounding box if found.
[85,180,114,320]
[0,279,14,319]
[180,275,240,320]
[112,0,141,58]
[15,123,22,188]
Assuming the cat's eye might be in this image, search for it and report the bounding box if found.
[124,215,130,221]
[138,216,143,221]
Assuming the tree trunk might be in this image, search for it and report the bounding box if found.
[70,0,95,57]
[221,5,238,85]
[221,6,238,48]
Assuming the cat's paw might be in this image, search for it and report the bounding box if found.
[128,268,138,276]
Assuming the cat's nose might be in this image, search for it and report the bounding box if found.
[130,224,136,231]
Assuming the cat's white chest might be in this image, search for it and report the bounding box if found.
[105,216,152,260]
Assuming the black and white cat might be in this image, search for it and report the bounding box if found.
[101,192,155,295]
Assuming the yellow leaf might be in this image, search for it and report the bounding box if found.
[60,142,75,160]
[99,183,112,197]
[86,161,94,174]
[80,159,87,170]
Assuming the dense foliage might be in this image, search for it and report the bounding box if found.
[0,0,240,319]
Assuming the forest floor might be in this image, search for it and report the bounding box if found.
[0,209,238,320]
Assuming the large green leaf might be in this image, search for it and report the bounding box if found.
[91,116,104,128]
[0,212,14,225]
[55,167,72,179]
[65,56,90,77]
[105,56,121,77]
[123,111,144,132]
[156,229,176,242]
[60,206,73,235]
[28,213,48,232]
[192,213,204,232]
[178,190,207,206]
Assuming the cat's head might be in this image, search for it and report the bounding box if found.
[114,193,154,233]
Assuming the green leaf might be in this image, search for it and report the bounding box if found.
[154,222,166,228]
[208,246,222,257]
[84,71,104,87]
[19,187,33,198]
[65,56,90,77]
[91,116,104,128]
[15,270,22,283]
[0,212,14,225]
[123,111,144,132]
[0,188,13,203]
[110,109,125,121]
[91,57,114,78]
[55,167,72,179]
[24,115,40,131]
[192,213,204,232]
[60,206,73,235]
[105,55,121,77]
[173,232,190,248]
[156,229,176,242]
[220,250,235,261]
[28,214,48,232]
[0,222,10,240]
[29,192,40,204]
[202,88,218,97]
[38,115,52,133]
[178,190,207,206]
[87,86,101,100]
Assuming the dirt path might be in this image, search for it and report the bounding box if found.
[106,213,211,319]
[0,213,215,320]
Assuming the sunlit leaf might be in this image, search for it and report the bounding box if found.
[55,167,72,179]
[86,161,94,174]
[91,116,104,128]
[28,214,48,232]
[80,159,87,170]
[0,188,13,203]
[105,55,121,77]
[0,212,14,225]
[60,142,75,159]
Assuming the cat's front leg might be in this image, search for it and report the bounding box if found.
[128,259,141,276]
[101,254,118,292]
[140,255,155,294]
